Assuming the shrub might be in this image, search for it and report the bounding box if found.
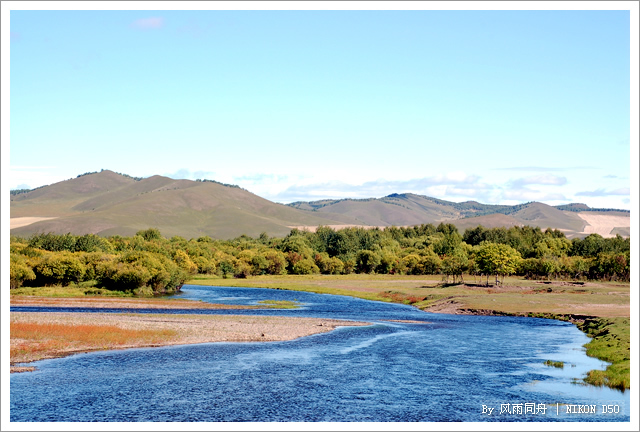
[95,251,186,294]
[136,228,163,241]
[193,256,217,274]
[264,250,287,275]
[356,250,381,274]
[33,252,86,286]
[10,253,36,289]
[291,258,320,275]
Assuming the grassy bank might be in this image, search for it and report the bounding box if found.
[577,317,630,390]
[187,274,631,391]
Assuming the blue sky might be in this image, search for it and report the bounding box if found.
[4,3,637,209]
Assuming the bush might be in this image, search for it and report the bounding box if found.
[291,258,320,275]
[136,228,163,241]
[356,250,381,274]
[28,233,76,252]
[193,256,217,274]
[95,251,187,293]
[233,261,253,278]
[10,253,36,289]
[33,252,86,286]
[174,250,198,274]
[264,250,287,275]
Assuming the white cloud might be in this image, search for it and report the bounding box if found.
[576,188,630,197]
[511,174,567,187]
[131,17,164,30]
[165,168,218,181]
[493,166,595,172]
[266,172,492,203]
[503,188,568,202]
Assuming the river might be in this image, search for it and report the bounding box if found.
[10,284,630,422]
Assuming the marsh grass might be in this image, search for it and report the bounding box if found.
[543,360,565,368]
[257,300,302,309]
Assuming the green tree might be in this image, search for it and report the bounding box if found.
[377,249,399,274]
[264,250,287,275]
[193,256,217,274]
[74,234,114,253]
[218,260,235,278]
[250,253,269,275]
[440,247,469,283]
[432,231,462,256]
[402,254,422,275]
[462,225,486,246]
[474,242,522,285]
[420,250,442,275]
[356,250,381,274]
[136,228,163,242]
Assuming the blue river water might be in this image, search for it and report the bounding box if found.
[10,284,631,422]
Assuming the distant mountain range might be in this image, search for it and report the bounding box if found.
[10,170,630,239]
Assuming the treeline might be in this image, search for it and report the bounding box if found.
[9,224,630,294]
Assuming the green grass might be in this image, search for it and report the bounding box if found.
[187,273,630,391]
[10,283,136,298]
[257,300,303,309]
[543,360,564,368]
[576,317,630,391]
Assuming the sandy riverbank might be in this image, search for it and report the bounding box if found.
[10,311,370,373]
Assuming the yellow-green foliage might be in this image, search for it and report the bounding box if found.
[33,251,86,286]
[473,242,522,278]
[9,253,36,289]
[9,224,631,296]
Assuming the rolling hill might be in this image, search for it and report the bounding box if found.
[287,193,630,239]
[10,171,630,239]
[10,170,356,239]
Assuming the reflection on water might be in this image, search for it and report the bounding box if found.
[10,285,630,422]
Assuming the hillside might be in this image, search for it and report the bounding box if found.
[288,194,630,239]
[10,171,630,239]
[10,171,354,239]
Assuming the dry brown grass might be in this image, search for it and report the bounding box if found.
[11,321,176,364]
